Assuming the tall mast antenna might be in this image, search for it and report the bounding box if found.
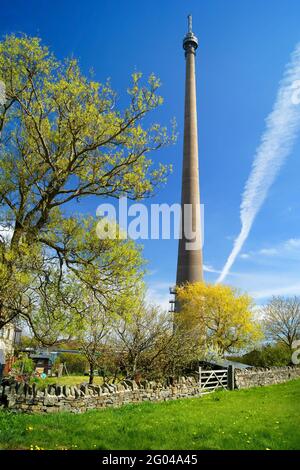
[188,14,192,33]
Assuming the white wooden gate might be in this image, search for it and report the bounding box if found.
[198,367,228,394]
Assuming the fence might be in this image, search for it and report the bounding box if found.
[198,365,234,393]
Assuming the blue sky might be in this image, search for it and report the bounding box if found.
[2,0,300,308]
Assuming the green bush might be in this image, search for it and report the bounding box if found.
[51,357,61,375]
[12,354,35,375]
[234,343,291,367]
[58,353,88,374]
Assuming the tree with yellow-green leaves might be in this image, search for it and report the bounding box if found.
[175,282,263,355]
[0,34,175,334]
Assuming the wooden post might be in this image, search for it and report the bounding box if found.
[57,363,63,378]
[198,366,202,388]
[227,365,235,390]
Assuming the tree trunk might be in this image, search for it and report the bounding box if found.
[89,363,94,385]
[132,355,138,376]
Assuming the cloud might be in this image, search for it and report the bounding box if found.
[240,253,250,259]
[284,238,300,249]
[146,280,172,311]
[219,268,300,302]
[240,247,281,259]
[258,248,279,256]
[217,42,300,283]
[203,264,222,274]
[240,238,300,261]
[146,289,171,311]
[251,282,300,300]
[0,224,13,243]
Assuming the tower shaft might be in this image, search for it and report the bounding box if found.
[176,16,203,286]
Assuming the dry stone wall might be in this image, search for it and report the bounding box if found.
[235,366,300,389]
[0,377,202,413]
[1,366,300,413]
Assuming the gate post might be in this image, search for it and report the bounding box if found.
[227,365,235,390]
[198,366,202,388]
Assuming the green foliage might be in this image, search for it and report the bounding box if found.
[234,343,292,367]
[0,380,299,449]
[0,35,174,204]
[12,354,34,375]
[0,34,175,333]
[51,357,61,375]
[58,353,88,375]
[16,335,39,352]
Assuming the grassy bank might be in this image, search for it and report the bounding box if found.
[0,379,299,450]
[30,375,104,388]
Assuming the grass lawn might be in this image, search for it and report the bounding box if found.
[0,379,299,450]
[30,375,104,388]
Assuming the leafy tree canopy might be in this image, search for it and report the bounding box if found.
[0,34,174,332]
[176,282,263,354]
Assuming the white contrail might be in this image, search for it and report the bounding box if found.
[217,43,300,284]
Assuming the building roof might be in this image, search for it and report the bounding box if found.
[199,359,252,370]
[30,354,52,361]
